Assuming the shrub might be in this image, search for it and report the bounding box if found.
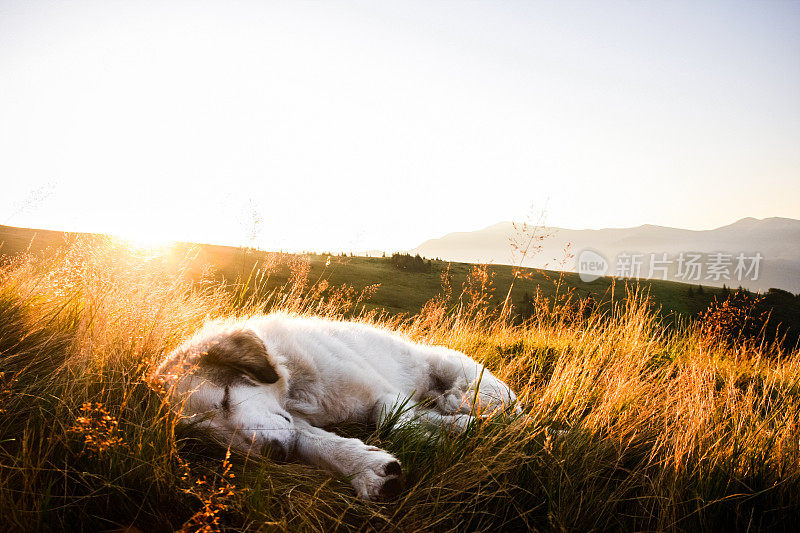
[388,253,432,273]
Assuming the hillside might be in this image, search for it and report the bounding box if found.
[411,217,800,293]
[0,234,798,530]
[0,224,730,317]
[2,223,798,348]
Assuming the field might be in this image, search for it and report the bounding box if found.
[0,234,799,531]
[0,223,744,319]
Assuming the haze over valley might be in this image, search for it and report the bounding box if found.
[412,217,800,293]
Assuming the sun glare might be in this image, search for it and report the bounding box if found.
[111,229,176,254]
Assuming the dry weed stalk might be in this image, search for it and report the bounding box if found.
[179,450,238,533]
[69,402,125,455]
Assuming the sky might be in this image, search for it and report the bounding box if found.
[1,0,799,252]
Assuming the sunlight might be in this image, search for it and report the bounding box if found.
[110,226,177,256]
[117,234,174,250]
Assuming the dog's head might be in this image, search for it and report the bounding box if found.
[155,323,296,459]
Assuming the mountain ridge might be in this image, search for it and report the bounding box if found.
[411,217,800,292]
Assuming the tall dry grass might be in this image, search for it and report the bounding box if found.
[0,238,797,531]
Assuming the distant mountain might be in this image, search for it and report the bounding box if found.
[411,217,800,293]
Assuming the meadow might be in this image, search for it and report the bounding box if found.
[0,223,731,319]
[0,237,798,531]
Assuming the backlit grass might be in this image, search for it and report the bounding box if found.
[0,239,797,531]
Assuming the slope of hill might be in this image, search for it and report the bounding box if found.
[0,223,728,318]
[411,217,800,293]
[2,230,798,531]
[3,223,799,351]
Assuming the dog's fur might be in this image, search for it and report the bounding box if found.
[155,313,519,500]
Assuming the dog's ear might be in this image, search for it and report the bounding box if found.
[202,330,281,385]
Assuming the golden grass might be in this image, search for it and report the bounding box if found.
[0,238,797,531]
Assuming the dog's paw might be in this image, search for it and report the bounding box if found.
[350,449,404,501]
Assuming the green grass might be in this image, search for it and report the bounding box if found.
[0,237,798,531]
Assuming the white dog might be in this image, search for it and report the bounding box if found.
[155,313,519,500]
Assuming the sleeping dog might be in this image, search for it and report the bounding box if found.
[155,313,519,500]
